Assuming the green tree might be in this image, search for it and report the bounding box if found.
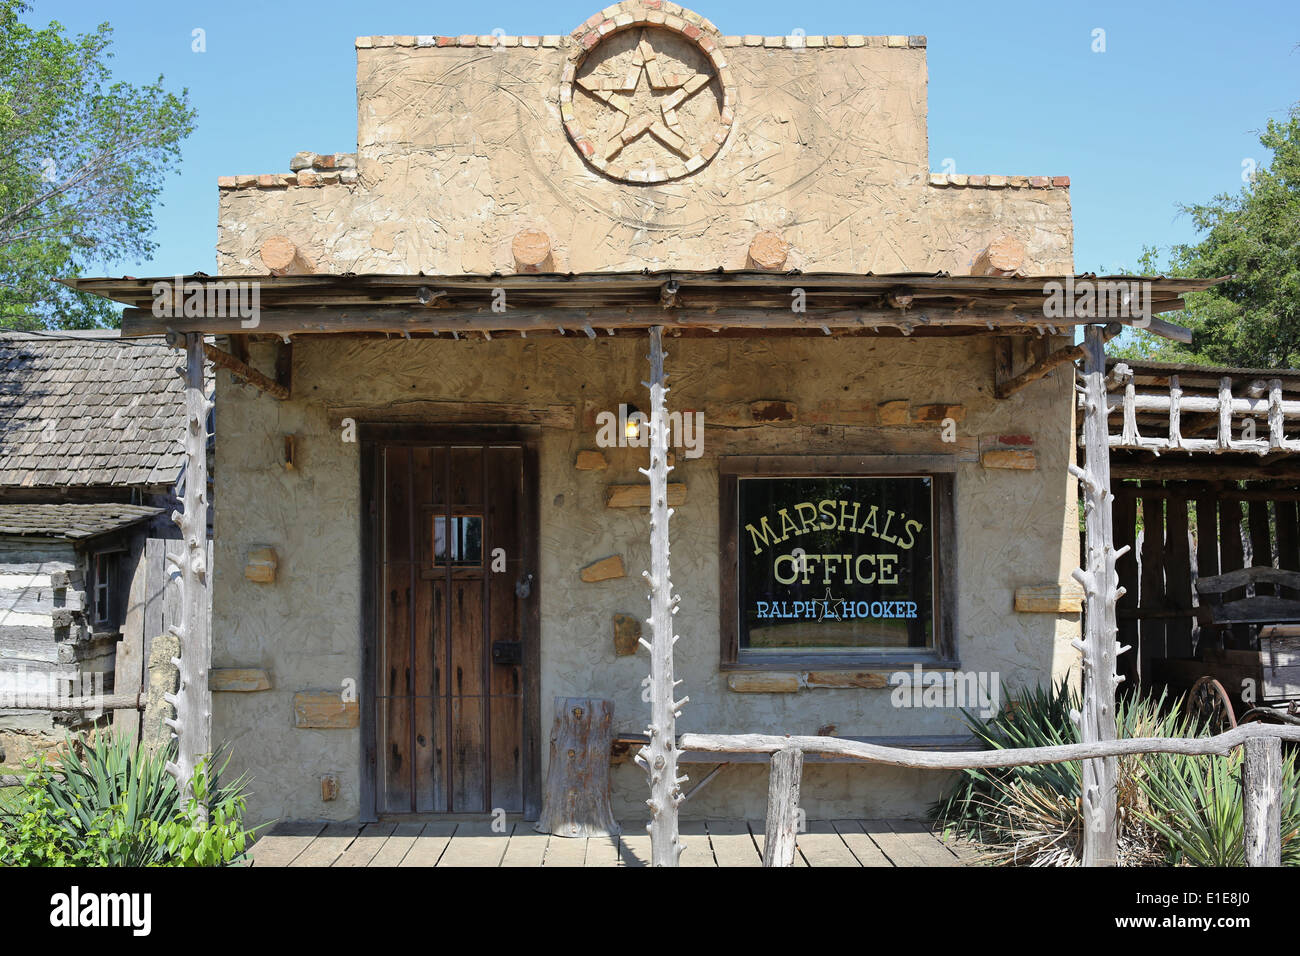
[1112,103,1300,368]
[0,1,195,329]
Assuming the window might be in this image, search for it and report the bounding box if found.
[91,551,118,626]
[720,456,956,669]
[432,515,483,566]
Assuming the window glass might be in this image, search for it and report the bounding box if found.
[737,476,934,651]
[433,515,483,566]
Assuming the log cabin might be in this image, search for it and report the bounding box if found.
[67,3,1215,831]
[0,332,200,768]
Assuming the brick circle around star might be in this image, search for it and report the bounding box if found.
[560,2,735,184]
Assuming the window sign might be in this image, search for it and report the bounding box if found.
[737,476,934,652]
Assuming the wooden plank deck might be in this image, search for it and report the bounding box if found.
[250,819,978,867]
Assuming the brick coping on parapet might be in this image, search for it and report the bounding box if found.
[930,174,1071,190]
[353,34,927,50]
[217,167,1070,193]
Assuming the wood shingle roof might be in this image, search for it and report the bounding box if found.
[0,332,201,489]
[0,502,164,539]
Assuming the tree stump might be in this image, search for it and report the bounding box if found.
[535,697,620,838]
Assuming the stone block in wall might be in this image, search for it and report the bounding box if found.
[605,483,687,508]
[581,555,625,583]
[244,546,278,583]
[914,403,965,423]
[293,691,359,729]
[877,400,910,425]
[749,400,797,423]
[612,613,641,656]
[982,448,1037,470]
[142,632,180,757]
[210,668,272,692]
[575,450,608,471]
[1014,583,1085,613]
[727,673,800,693]
[981,433,1037,470]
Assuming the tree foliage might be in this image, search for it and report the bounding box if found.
[0,1,194,329]
[1111,104,1300,368]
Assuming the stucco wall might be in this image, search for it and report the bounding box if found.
[215,32,1072,277]
[212,333,1081,824]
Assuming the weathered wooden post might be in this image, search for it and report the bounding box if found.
[634,326,688,866]
[762,745,803,867]
[1070,324,1127,866]
[1242,735,1282,867]
[163,332,212,808]
[535,697,620,837]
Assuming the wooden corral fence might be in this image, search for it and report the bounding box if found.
[679,724,1300,867]
[113,537,197,743]
[1110,481,1300,683]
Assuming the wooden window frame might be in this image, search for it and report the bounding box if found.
[90,548,124,627]
[719,455,958,672]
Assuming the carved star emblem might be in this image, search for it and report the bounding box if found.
[576,30,714,161]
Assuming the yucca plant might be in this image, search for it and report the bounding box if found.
[36,732,180,866]
[1138,744,1300,866]
[933,681,1195,866]
[0,730,259,866]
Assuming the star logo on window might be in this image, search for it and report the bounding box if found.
[576,31,714,162]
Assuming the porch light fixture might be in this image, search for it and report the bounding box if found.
[624,404,643,441]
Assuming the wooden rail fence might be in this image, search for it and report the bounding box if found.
[678,724,1300,867]
[0,695,145,788]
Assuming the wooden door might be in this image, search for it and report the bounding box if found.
[364,433,537,817]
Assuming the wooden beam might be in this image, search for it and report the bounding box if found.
[120,305,1187,339]
[678,723,1300,767]
[328,401,573,428]
[200,342,289,400]
[996,323,1120,399]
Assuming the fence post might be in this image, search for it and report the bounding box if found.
[1074,326,1123,867]
[762,745,803,867]
[1242,735,1282,867]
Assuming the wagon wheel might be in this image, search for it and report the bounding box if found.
[1189,677,1237,733]
[1239,707,1300,726]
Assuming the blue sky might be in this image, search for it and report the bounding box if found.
[28,0,1300,277]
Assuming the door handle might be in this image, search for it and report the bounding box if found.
[515,573,533,599]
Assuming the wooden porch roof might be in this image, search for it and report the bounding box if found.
[64,271,1217,341]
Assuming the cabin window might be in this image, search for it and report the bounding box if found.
[92,551,118,625]
[720,457,956,669]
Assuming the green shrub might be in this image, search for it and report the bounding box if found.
[0,732,261,867]
[931,681,1285,866]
